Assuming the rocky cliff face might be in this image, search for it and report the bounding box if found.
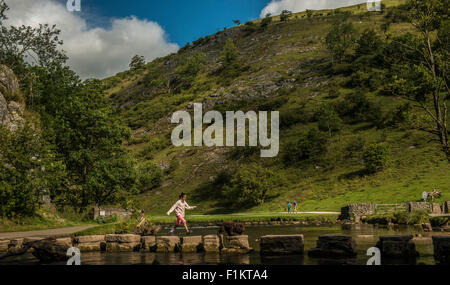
[0,64,25,131]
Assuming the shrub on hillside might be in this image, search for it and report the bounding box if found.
[137,161,163,193]
[363,143,390,173]
[314,103,343,137]
[218,38,243,79]
[174,52,206,91]
[260,14,273,29]
[280,10,292,22]
[337,92,380,123]
[220,164,277,207]
[283,128,328,165]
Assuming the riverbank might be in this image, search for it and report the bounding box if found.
[74,213,340,236]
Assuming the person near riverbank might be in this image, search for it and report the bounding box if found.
[293,200,297,212]
[287,201,291,213]
[167,192,197,235]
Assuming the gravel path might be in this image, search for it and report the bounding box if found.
[0,225,96,240]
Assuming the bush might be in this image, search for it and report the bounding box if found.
[0,125,65,218]
[242,21,257,35]
[218,38,242,79]
[280,10,292,22]
[283,128,328,164]
[129,55,145,71]
[260,14,273,28]
[363,143,390,173]
[220,164,277,207]
[174,52,206,91]
[137,161,163,192]
[337,92,380,123]
[315,103,343,137]
[393,211,429,225]
[345,136,366,158]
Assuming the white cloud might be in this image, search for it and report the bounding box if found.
[260,0,367,17]
[5,0,179,79]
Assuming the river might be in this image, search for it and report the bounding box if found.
[1,224,442,265]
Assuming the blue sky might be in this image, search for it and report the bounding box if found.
[76,0,272,47]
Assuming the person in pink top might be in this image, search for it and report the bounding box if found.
[167,192,197,234]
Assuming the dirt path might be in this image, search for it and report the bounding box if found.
[0,225,96,240]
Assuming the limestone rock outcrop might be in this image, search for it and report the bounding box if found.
[0,65,24,131]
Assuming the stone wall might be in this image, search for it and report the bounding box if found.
[92,206,133,220]
[339,203,375,220]
[407,202,432,212]
[340,201,447,220]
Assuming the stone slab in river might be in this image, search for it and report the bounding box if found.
[203,235,220,252]
[0,240,9,252]
[105,234,141,243]
[308,234,357,258]
[432,236,450,264]
[376,235,418,258]
[76,242,106,252]
[106,242,141,252]
[8,238,23,251]
[73,235,105,244]
[182,236,203,252]
[55,238,72,248]
[141,236,156,252]
[32,240,69,262]
[23,237,45,245]
[225,235,250,249]
[156,236,180,253]
[260,235,304,255]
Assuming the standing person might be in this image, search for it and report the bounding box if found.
[167,192,197,235]
[287,201,291,214]
[293,200,297,213]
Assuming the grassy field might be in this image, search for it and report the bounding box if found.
[101,0,449,217]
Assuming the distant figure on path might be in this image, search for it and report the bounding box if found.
[287,201,292,213]
[293,200,298,212]
[167,192,197,235]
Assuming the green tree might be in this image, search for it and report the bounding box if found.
[383,0,449,160]
[174,52,206,90]
[325,22,357,63]
[222,164,276,207]
[363,143,390,173]
[129,55,145,70]
[316,104,343,137]
[41,78,137,210]
[0,124,66,217]
[137,161,163,193]
[218,38,242,78]
[356,29,383,58]
[280,10,292,22]
[284,128,328,164]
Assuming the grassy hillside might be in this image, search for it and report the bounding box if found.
[104,0,449,215]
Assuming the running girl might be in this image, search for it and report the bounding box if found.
[167,192,197,234]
